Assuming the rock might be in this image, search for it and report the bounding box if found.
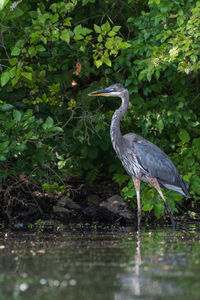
[86,194,101,206]
[100,194,133,221]
[57,196,80,211]
[53,205,71,215]
[106,194,124,203]
[83,206,122,223]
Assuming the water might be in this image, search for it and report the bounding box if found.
[0,223,200,299]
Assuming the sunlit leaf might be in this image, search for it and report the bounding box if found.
[94,24,101,34]
[11,46,20,56]
[178,129,190,143]
[1,71,10,87]
[142,203,153,211]
[60,29,70,43]
[21,72,32,81]
[0,0,9,10]
[50,126,64,132]
[94,60,103,68]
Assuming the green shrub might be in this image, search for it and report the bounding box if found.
[0,0,200,219]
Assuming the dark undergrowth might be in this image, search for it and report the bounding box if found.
[0,176,197,232]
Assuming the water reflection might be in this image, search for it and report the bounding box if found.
[0,223,200,299]
[132,231,141,296]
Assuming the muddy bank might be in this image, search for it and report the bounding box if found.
[0,177,196,230]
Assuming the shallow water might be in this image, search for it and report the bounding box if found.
[0,223,200,299]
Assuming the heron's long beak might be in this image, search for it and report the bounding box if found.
[88,87,113,96]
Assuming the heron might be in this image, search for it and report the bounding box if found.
[88,83,190,228]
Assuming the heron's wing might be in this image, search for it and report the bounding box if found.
[136,142,177,181]
[123,133,189,197]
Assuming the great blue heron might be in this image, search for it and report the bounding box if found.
[88,83,190,228]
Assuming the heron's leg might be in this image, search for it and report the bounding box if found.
[146,176,175,228]
[132,177,141,229]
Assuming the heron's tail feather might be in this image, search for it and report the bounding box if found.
[159,178,190,198]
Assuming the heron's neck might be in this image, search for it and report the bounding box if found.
[110,91,129,151]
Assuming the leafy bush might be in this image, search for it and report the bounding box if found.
[0,0,200,219]
[0,102,64,181]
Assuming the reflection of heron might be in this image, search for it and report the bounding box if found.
[88,83,190,228]
[133,231,141,296]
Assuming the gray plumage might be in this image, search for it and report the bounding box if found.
[88,83,190,227]
[119,132,189,197]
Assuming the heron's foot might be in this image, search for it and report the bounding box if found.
[166,206,175,229]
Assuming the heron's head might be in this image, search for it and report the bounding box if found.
[88,83,126,98]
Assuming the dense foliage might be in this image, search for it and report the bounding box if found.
[0,0,200,218]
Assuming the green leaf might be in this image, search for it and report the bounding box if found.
[97,35,103,42]
[42,116,54,130]
[21,72,32,81]
[157,117,164,133]
[1,71,10,87]
[94,60,103,68]
[26,131,33,139]
[147,72,152,82]
[82,0,89,5]
[154,203,164,218]
[108,31,117,37]
[64,17,72,26]
[0,155,6,161]
[122,184,136,198]
[28,46,37,57]
[105,38,114,49]
[50,126,64,132]
[37,45,46,52]
[193,138,200,148]
[0,0,9,10]
[94,24,101,33]
[5,120,15,129]
[177,16,184,26]
[112,26,121,32]
[15,143,27,152]
[30,135,39,140]
[102,56,111,67]
[138,69,147,81]
[178,129,190,143]
[81,27,92,35]
[191,175,200,195]
[47,116,54,127]
[11,46,20,56]
[0,141,9,150]
[0,104,14,111]
[9,58,18,66]
[142,203,153,211]
[73,24,82,35]
[80,45,85,52]
[40,35,47,45]
[73,25,91,40]
[74,34,83,40]
[13,109,22,122]
[60,29,70,43]
[102,21,111,34]
[30,32,40,43]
